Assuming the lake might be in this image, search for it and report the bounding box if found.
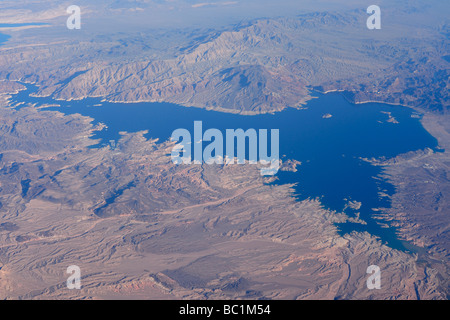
[0,23,48,46]
[0,32,10,46]
[8,82,441,252]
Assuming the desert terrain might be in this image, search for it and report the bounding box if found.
[0,0,448,299]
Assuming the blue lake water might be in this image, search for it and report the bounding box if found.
[8,83,442,252]
[0,32,10,46]
[0,23,48,46]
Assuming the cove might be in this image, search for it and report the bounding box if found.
[0,23,49,46]
[0,32,10,46]
[9,83,441,252]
